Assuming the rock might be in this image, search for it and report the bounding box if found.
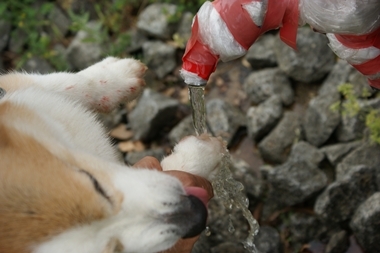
[125,148,166,165]
[258,111,301,164]
[176,12,194,44]
[243,68,294,106]
[66,21,105,70]
[314,165,377,223]
[246,95,283,142]
[350,192,380,253]
[335,142,380,181]
[348,69,375,98]
[0,20,11,51]
[302,92,340,147]
[325,230,349,253]
[142,41,177,78]
[206,98,246,145]
[254,226,281,253]
[22,57,55,73]
[168,115,196,146]
[128,89,182,141]
[318,60,353,97]
[231,158,263,199]
[210,242,246,253]
[137,3,178,40]
[320,141,362,166]
[288,141,324,166]
[125,29,148,53]
[273,26,335,82]
[264,159,327,211]
[47,4,71,36]
[245,34,277,69]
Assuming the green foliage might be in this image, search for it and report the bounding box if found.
[331,83,380,144]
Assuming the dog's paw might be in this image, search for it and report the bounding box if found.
[77,57,147,112]
[161,134,227,181]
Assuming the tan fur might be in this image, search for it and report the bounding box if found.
[0,102,122,253]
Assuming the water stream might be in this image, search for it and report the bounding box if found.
[188,85,259,252]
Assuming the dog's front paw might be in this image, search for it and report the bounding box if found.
[77,57,147,112]
[161,134,227,181]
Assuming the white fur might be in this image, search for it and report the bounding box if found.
[0,57,224,253]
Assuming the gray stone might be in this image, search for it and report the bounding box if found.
[245,34,277,69]
[325,230,349,253]
[288,141,324,166]
[168,115,196,146]
[206,98,246,145]
[273,26,335,83]
[320,141,362,166]
[142,41,177,79]
[210,242,246,253]
[314,165,377,223]
[125,29,148,53]
[350,192,380,253]
[258,111,301,164]
[254,226,281,253]
[22,57,55,74]
[125,148,166,165]
[137,3,178,40]
[231,158,263,199]
[302,92,340,147]
[318,60,353,97]
[265,159,327,208]
[335,142,380,181]
[0,20,11,51]
[47,4,71,36]
[129,89,181,141]
[246,95,283,142]
[243,68,294,106]
[66,22,105,70]
[176,12,194,44]
[348,69,375,98]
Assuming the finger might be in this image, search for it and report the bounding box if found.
[132,156,163,171]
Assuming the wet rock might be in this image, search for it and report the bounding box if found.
[22,57,55,73]
[66,22,105,70]
[168,115,196,146]
[350,192,380,253]
[245,34,277,69]
[142,41,177,78]
[335,142,380,181]
[258,111,301,164]
[206,98,246,145]
[243,68,294,106]
[124,148,166,165]
[210,242,246,253]
[325,230,349,253]
[0,20,11,51]
[314,165,377,223]
[47,4,71,36]
[137,3,178,40]
[129,89,182,141]
[264,158,327,214]
[231,158,263,199]
[320,141,362,166]
[254,226,281,253]
[273,26,335,83]
[246,95,283,142]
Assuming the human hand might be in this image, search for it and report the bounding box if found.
[133,156,213,253]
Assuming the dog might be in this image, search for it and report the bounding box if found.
[0,57,226,253]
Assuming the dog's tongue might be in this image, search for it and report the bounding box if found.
[185,187,209,207]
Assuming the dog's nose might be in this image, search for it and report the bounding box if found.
[165,188,208,239]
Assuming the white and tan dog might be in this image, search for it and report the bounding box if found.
[0,57,225,253]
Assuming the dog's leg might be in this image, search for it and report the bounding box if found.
[0,57,146,112]
[161,134,227,181]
